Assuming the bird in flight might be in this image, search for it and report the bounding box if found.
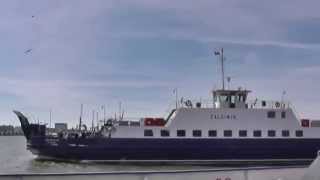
[24,49,32,54]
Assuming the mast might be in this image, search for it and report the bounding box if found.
[92,110,95,132]
[173,88,178,109]
[96,111,99,130]
[221,48,225,90]
[118,102,122,120]
[79,104,83,131]
[49,109,52,129]
[214,48,225,90]
[103,105,106,124]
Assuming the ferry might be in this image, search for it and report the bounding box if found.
[14,49,320,164]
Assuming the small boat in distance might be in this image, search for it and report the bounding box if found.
[14,49,320,165]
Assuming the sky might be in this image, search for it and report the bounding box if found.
[1,0,320,127]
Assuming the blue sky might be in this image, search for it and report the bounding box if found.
[1,0,320,126]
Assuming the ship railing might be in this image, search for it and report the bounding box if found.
[164,98,293,112]
[247,100,291,110]
[116,117,142,127]
[164,99,214,113]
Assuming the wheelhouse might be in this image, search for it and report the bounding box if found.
[213,89,251,109]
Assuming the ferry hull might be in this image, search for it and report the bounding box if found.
[28,137,319,163]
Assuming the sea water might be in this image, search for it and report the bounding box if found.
[0,136,309,180]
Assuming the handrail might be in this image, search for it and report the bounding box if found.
[247,100,291,110]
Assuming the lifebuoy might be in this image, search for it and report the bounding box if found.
[185,100,193,107]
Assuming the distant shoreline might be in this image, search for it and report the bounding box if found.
[0,134,23,136]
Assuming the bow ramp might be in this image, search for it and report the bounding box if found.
[13,110,31,140]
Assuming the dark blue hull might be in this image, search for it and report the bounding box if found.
[28,137,320,162]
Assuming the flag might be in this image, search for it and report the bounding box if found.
[214,51,220,55]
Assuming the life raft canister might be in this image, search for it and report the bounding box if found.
[155,118,165,126]
[144,118,154,126]
[301,119,310,127]
[144,117,165,126]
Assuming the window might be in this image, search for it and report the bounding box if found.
[281,111,286,119]
[296,130,303,137]
[268,130,276,137]
[282,130,290,137]
[224,130,232,137]
[267,111,276,118]
[193,130,202,137]
[208,130,217,137]
[253,130,262,137]
[239,130,247,137]
[161,130,170,137]
[177,130,186,137]
[144,129,153,137]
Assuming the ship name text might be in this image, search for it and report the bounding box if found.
[210,114,236,120]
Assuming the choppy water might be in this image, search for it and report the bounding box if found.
[0,136,311,180]
[0,136,215,173]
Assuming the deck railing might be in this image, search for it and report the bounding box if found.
[165,99,291,110]
[117,99,293,127]
[246,100,291,109]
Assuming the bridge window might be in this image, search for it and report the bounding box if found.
[281,111,286,119]
[239,130,247,137]
[208,130,217,137]
[296,130,303,137]
[193,130,202,137]
[161,130,170,137]
[177,130,186,137]
[253,130,262,137]
[282,130,290,137]
[268,130,276,137]
[224,130,232,137]
[144,129,153,137]
[267,111,276,118]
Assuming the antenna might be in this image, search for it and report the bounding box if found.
[281,90,286,103]
[227,76,231,90]
[214,48,225,90]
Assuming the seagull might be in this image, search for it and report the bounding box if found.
[24,49,32,54]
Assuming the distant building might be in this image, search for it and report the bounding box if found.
[54,123,68,132]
